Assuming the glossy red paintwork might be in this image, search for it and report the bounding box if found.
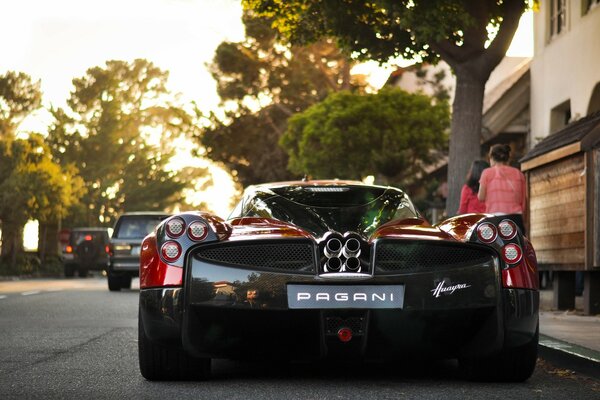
[139,233,183,289]
[371,218,453,241]
[228,217,314,240]
[183,211,233,240]
[502,238,539,290]
[436,213,489,241]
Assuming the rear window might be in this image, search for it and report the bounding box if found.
[113,215,168,239]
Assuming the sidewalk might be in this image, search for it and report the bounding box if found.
[538,290,600,378]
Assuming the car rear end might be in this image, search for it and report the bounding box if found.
[140,214,537,376]
[62,228,110,277]
[178,237,503,361]
[108,212,169,291]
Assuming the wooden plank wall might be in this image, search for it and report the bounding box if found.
[595,149,600,267]
[529,154,585,268]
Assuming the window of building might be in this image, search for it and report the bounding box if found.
[550,100,572,133]
[584,0,600,14]
[550,0,567,38]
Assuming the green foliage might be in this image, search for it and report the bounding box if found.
[0,71,42,137]
[47,59,206,226]
[0,135,83,227]
[0,253,39,276]
[0,253,63,277]
[282,88,449,186]
[244,0,525,66]
[201,13,365,187]
[0,71,82,266]
[245,0,528,215]
[201,106,295,186]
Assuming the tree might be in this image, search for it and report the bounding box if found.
[0,135,83,269]
[0,71,81,269]
[200,13,366,187]
[47,59,206,227]
[282,88,449,185]
[244,0,527,215]
[0,71,42,138]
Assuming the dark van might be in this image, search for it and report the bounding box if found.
[62,227,111,277]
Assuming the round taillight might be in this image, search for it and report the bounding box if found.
[166,217,185,238]
[161,241,182,262]
[498,219,517,240]
[477,223,497,243]
[187,221,208,241]
[502,243,523,264]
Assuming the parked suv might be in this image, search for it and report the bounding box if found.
[62,227,110,277]
[108,212,169,291]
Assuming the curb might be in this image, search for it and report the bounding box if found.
[539,334,600,380]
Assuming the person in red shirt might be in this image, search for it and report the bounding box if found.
[458,160,488,214]
[478,144,527,234]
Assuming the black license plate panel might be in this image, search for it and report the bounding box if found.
[287,284,404,309]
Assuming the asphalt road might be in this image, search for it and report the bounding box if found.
[1,277,599,399]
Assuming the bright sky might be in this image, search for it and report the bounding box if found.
[2,0,245,219]
[2,1,532,248]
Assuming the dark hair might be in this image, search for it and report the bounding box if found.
[466,159,489,193]
[489,144,511,163]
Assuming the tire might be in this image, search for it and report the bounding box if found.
[121,275,132,290]
[78,268,89,278]
[108,272,122,291]
[460,325,538,382]
[64,264,75,278]
[138,310,210,381]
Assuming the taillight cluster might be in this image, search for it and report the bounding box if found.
[474,218,522,265]
[158,215,212,266]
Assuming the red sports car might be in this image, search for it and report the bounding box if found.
[138,180,539,381]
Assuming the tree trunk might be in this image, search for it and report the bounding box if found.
[0,221,24,271]
[39,220,60,263]
[445,70,487,217]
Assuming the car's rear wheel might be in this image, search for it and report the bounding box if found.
[78,268,88,278]
[64,264,75,278]
[107,271,121,291]
[138,310,210,380]
[121,275,132,290]
[460,325,538,382]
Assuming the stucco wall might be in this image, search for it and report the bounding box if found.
[531,0,600,145]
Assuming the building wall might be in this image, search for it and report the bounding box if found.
[528,154,586,269]
[531,0,600,144]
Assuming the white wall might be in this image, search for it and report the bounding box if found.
[530,0,600,144]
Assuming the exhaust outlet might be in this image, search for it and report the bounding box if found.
[342,238,361,258]
[324,238,343,258]
[344,256,361,272]
[325,256,342,272]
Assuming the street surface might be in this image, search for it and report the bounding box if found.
[1,277,599,399]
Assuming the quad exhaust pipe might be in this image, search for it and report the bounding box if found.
[324,235,363,273]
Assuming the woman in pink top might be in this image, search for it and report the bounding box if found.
[478,144,527,234]
[458,159,488,214]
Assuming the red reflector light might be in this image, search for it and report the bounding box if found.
[502,243,523,264]
[166,217,186,238]
[161,241,182,262]
[188,220,209,241]
[84,235,93,241]
[66,245,73,253]
[105,245,110,254]
[476,223,497,243]
[498,219,517,240]
[337,327,353,342]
